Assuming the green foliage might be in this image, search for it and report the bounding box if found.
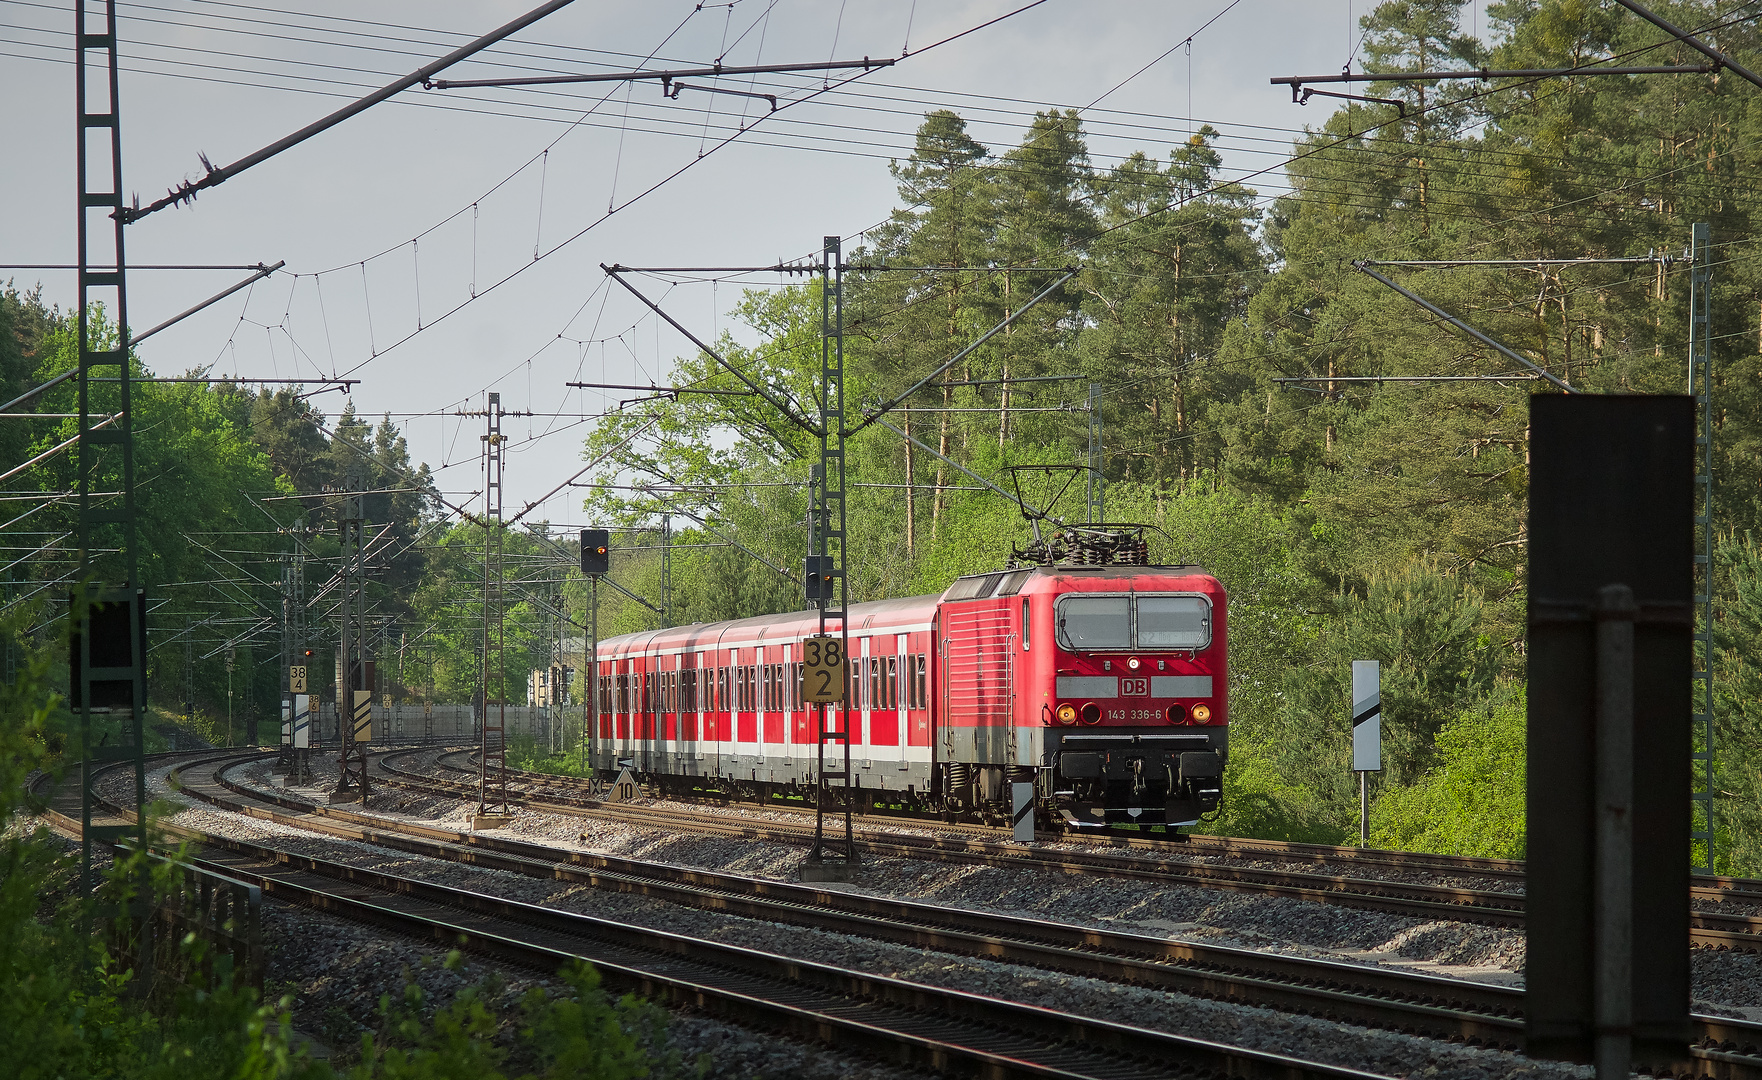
[0,610,672,1078]
[1713,533,1762,875]
[1370,695,1527,858]
[505,734,591,780]
[350,959,677,1080]
[1208,739,1351,844]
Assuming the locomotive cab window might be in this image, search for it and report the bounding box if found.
[1057,596,1130,649]
[1055,593,1212,651]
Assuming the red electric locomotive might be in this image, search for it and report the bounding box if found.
[590,539,1227,830]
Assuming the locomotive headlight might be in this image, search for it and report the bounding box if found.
[1191,704,1212,722]
[1126,656,1140,670]
[1056,703,1077,724]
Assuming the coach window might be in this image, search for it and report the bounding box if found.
[1022,596,1031,650]
[912,654,927,709]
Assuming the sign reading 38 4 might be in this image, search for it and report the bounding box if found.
[801,635,846,703]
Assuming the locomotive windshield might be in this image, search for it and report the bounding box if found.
[1137,596,1209,647]
[1057,596,1130,649]
[1055,593,1210,651]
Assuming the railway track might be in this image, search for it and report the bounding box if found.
[382,747,1762,948]
[426,748,1762,909]
[35,748,1762,1077]
[35,751,1409,1080]
[162,748,1762,1076]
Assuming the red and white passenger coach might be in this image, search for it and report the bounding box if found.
[591,560,1227,828]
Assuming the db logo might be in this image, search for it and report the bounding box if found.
[1121,678,1149,696]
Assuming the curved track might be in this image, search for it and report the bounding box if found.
[423,749,1762,903]
[426,749,1762,910]
[36,748,1762,1078]
[159,746,1762,1075]
[29,750,1402,1080]
[381,747,1762,949]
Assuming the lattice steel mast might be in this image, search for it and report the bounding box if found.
[807,235,857,872]
[73,0,147,894]
[480,394,510,817]
[335,467,370,800]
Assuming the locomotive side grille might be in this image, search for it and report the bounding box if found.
[944,605,1012,721]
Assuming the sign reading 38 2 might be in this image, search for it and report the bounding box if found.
[801,635,846,703]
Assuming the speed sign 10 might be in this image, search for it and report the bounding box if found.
[801,635,846,703]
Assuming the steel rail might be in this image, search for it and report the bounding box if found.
[51,753,1390,1080]
[430,746,1762,905]
[406,749,1529,917]
[39,750,1762,1074]
[174,750,1529,1045]
[196,749,1762,1071]
[397,749,1762,946]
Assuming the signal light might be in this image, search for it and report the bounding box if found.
[1191,704,1212,723]
[804,555,834,601]
[1056,703,1077,724]
[1165,704,1187,724]
[581,528,610,576]
[1080,702,1101,724]
[1126,656,1140,670]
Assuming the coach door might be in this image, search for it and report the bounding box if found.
[887,635,907,771]
[615,657,634,769]
[680,651,699,776]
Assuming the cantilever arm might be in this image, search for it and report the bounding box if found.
[602,265,821,437]
[1352,262,1574,393]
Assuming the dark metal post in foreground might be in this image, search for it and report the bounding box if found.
[1527,394,1691,1071]
[1688,222,1715,870]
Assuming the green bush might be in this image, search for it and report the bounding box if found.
[349,955,685,1080]
[504,735,593,780]
[1,629,673,1079]
[1368,696,1526,859]
[1207,739,1351,844]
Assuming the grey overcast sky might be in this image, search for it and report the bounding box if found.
[4,1,1427,524]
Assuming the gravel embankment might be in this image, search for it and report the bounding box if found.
[237,752,1762,1015]
[93,750,1762,1071]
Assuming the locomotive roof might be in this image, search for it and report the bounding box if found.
[596,564,1218,654]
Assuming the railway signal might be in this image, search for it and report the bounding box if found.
[581,528,609,576]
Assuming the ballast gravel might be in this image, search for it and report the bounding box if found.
[234,750,1762,1012]
[83,748,1762,1075]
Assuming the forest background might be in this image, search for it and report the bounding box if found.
[9,0,1762,872]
